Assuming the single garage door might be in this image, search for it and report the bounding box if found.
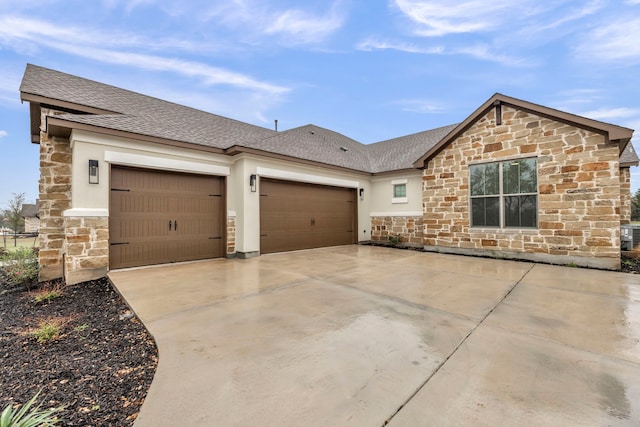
[260,178,357,254]
[110,166,225,269]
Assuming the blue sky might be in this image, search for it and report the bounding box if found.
[1,0,639,208]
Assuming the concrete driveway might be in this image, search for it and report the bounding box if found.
[108,245,640,426]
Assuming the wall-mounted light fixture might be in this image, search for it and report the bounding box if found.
[250,174,257,192]
[359,188,364,200]
[89,160,99,184]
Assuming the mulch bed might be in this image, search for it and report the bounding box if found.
[621,252,640,274]
[1,249,638,426]
[0,274,157,426]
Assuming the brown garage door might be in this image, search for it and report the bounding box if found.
[260,179,357,254]
[110,166,225,269]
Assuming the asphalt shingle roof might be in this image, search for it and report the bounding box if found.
[19,64,638,173]
[20,64,277,150]
[367,124,459,173]
[621,142,639,166]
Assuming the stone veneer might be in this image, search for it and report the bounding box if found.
[620,167,631,225]
[423,105,623,269]
[371,215,423,245]
[64,216,109,285]
[38,108,72,281]
[227,215,236,255]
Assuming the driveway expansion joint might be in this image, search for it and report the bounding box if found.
[382,262,537,426]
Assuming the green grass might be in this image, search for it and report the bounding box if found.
[1,236,39,253]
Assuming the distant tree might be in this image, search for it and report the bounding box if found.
[632,188,640,222]
[2,193,25,246]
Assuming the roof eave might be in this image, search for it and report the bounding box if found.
[225,145,373,175]
[371,167,422,176]
[20,92,119,115]
[45,117,226,154]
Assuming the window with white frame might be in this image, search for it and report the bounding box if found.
[392,179,408,203]
[469,157,537,228]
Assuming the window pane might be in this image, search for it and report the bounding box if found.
[502,161,520,194]
[393,184,406,198]
[470,163,499,196]
[502,158,537,195]
[520,195,537,227]
[470,165,485,196]
[504,195,537,228]
[485,197,499,226]
[520,158,537,193]
[471,198,485,226]
[485,163,499,195]
[504,196,520,227]
[471,197,499,227]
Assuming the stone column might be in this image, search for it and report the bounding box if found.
[38,109,71,281]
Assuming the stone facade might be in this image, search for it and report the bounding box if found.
[38,108,72,281]
[227,215,236,255]
[423,105,622,269]
[371,215,423,245]
[64,216,109,285]
[620,167,631,225]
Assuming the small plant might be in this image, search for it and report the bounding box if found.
[0,389,64,427]
[32,318,64,344]
[388,234,401,246]
[74,323,89,332]
[32,285,63,304]
[567,262,578,268]
[2,247,39,287]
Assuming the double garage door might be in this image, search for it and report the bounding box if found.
[109,166,225,269]
[259,179,357,254]
[109,168,357,269]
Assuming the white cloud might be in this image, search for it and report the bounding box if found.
[356,38,443,54]
[264,6,344,44]
[0,16,220,54]
[392,0,528,37]
[515,1,602,38]
[580,107,640,121]
[0,130,7,138]
[46,41,289,95]
[0,16,288,96]
[356,37,530,67]
[395,99,447,114]
[574,16,640,63]
[204,0,346,45]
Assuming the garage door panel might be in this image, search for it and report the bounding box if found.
[111,242,174,269]
[260,179,356,254]
[110,166,225,269]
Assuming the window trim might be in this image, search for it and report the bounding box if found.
[469,157,538,229]
[391,179,408,204]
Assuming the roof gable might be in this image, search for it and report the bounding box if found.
[412,93,636,168]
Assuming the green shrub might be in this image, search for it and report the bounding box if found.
[388,234,401,246]
[32,319,62,344]
[2,247,39,286]
[0,390,64,427]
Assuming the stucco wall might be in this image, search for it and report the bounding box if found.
[369,172,423,244]
[67,130,372,263]
[232,155,371,255]
[423,105,622,269]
